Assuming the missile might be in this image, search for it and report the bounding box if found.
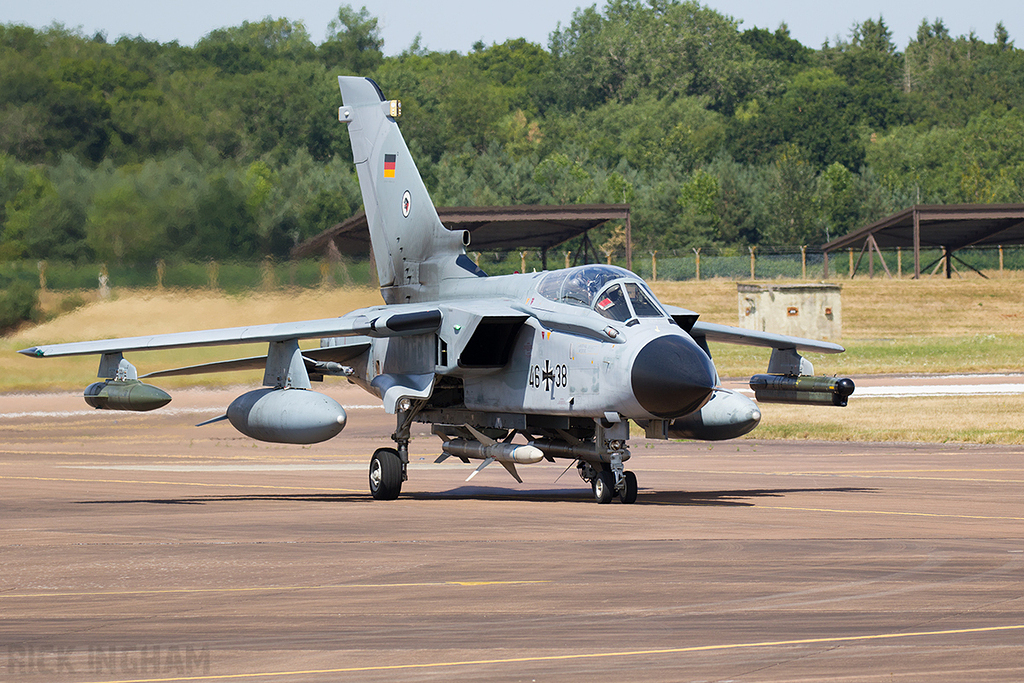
[666,388,761,440]
[749,374,856,407]
[227,388,347,444]
[84,380,171,411]
[441,439,545,464]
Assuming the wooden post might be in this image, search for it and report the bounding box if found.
[869,246,874,278]
[37,260,47,291]
[261,256,276,290]
[800,245,807,280]
[207,260,218,289]
[564,251,571,269]
[520,251,526,273]
[897,247,902,278]
[913,207,921,279]
[999,245,1004,272]
[99,264,110,299]
[156,259,165,289]
[848,248,854,278]
[823,251,830,279]
[693,247,701,281]
[625,212,633,272]
[320,260,332,288]
[651,251,658,282]
[749,246,756,279]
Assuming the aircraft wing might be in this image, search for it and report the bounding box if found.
[662,304,843,353]
[19,309,440,359]
[689,320,844,354]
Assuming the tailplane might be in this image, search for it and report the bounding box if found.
[338,76,476,303]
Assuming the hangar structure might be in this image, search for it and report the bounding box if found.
[823,204,1024,278]
[292,204,633,271]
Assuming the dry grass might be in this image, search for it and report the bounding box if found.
[749,394,1024,445]
[2,287,384,391]
[651,275,1024,377]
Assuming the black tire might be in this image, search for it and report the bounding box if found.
[619,470,638,504]
[592,469,615,504]
[369,448,403,500]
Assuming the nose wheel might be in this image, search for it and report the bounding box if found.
[592,470,615,503]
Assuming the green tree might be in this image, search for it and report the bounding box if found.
[86,178,164,263]
[319,5,384,73]
[729,67,865,170]
[820,17,906,130]
[549,0,774,113]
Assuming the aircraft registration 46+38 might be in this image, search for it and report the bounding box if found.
[20,77,855,504]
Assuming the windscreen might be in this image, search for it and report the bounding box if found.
[625,282,663,317]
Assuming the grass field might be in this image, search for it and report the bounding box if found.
[3,274,1023,444]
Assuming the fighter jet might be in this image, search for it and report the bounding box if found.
[19,77,854,504]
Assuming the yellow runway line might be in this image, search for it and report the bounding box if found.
[80,623,1024,683]
[760,504,1024,521]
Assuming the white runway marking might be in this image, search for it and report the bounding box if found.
[852,384,1024,397]
[0,405,384,419]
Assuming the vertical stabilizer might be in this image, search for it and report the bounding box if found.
[338,76,474,303]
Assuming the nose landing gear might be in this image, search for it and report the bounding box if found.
[579,461,638,504]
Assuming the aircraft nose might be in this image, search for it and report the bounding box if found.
[631,334,717,418]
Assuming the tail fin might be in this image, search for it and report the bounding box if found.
[338,76,474,303]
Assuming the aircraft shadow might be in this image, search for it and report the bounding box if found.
[75,493,370,506]
[75,486,874,507]
[415,485,876,506]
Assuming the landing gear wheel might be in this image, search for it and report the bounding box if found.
[592,469,615,504]
[619,470,638,504]
[369,448,403,500]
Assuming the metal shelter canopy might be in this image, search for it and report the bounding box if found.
[822,204,1024,279]
[290,204,633,271]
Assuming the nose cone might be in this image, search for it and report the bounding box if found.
[631,335,717,418]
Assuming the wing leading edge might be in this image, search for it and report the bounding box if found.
[19,309,441,359]
[662,304,843,354]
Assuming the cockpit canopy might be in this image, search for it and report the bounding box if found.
[536,265,665,322]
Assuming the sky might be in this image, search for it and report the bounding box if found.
[2,0,1021,55]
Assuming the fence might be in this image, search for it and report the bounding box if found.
[0,258,377,293]
[628,245,1024,281]
[3,245,1023,294]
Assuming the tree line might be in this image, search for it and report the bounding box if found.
[2,1,1024,268]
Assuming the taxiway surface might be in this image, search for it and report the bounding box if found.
[2,385,1022,682]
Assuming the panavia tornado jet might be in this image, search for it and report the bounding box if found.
[20,77,854,504]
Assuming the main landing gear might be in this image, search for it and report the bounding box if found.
[368,401,422,500]
[369,448,403,500]
[579,462,638,504]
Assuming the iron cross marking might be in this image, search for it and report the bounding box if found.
[542,360,555,392]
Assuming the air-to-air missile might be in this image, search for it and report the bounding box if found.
[441,439,546,465]
[749,374,856,407]
[84,379,172,412]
